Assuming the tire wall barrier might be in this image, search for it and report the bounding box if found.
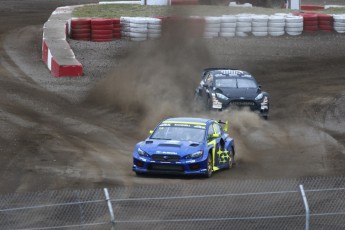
[42,9,344,77]
[69,13,342,44]
[42,6,82,77]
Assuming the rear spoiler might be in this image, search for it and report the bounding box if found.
[201,68,238,78]
[218,120,229,132]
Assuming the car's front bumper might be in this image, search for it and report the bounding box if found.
[212,97,269,115]
[133,157,209,176]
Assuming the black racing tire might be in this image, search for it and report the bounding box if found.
[206,97,212,111]
[227,148,234,169]
[205,153,213,178]
[193,93,204,112]
[135,172,143,177]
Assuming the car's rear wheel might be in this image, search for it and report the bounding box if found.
[135,172,143,176]
[206,97,212,110]
[206,153,213,178]
[227,148,234,169]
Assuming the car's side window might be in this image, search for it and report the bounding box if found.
[205,74,213,86]
[207,125,214,140]
[213,123,221,135]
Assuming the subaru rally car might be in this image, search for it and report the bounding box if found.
[194,68,269,119]
[132,117,235,178]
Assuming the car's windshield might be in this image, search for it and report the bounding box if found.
[215,78,257,89]
[151,125,206,142]
[237,78,257,88]
[215,78,237,88]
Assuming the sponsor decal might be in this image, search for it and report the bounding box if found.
[159,123,206,130]
[212,97,222,109]
[156,151,178,155]
[217,149,229,164]
[219,70,243,75]
[186,160,196,163]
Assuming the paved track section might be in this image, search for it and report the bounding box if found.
[0,0,345,194]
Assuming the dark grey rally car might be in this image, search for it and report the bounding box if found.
[194,68,269,119]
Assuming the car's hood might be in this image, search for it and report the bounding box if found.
[139,139,203,157]
[219,88,258,100]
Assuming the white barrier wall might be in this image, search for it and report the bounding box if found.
[146,0,169,5]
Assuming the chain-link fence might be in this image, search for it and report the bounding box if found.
[1,176,345,229]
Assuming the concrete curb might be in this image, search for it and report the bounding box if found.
[42,6,82,77]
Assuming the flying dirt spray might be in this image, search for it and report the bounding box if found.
[84,14,345,179]
[86,16,217,134]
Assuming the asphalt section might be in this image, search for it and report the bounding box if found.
[0,0,345,194]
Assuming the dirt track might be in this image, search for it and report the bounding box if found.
[0,0,345,194]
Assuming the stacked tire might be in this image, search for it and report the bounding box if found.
[236,14,252,37]
[333,14,345,33]
[268,15,285,36]
[285,15,303,36]
[147,18,162,39]
[302,13,318,32]
[220,15,236,38]
[70,19,91,41]
[204,17,221,38]
[318,14,333,32]
[112,18,121,39]
[251,15,269,37]
[91,18,113,42]
[121,17,148,42]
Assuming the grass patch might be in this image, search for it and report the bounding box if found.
[323,7,345,14]
[73,5,294,18]
[72,4,345,18]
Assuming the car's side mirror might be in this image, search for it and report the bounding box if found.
[257,85,262,93]
[212,133,220,138]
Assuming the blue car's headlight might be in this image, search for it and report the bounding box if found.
[138,148,149,157]
[255,93,264,101]
[216,93,229,100]
[186,151,203,159]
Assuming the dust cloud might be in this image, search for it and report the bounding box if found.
[84,17,345,180]
[86,18,215,134]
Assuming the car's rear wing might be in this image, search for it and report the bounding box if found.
[201,68,238,78]
[218,120,228,132]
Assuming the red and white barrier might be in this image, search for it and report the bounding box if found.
[42,6,83,77]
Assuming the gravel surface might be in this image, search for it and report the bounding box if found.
[0,0,345,194]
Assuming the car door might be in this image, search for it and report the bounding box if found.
[213,123,230,168]
[207,122,222,171]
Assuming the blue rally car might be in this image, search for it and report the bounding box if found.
[132,117,235,177]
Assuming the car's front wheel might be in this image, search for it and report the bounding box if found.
[227,148,234,169]
[193,93,205,112]
[206,153,213,178]
[135,172,143,177]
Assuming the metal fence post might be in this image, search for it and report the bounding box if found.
[104,188,115,230]
[74,191,86,228]
[299,184,310,230]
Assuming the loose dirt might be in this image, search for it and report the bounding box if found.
[0,0,344,194]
